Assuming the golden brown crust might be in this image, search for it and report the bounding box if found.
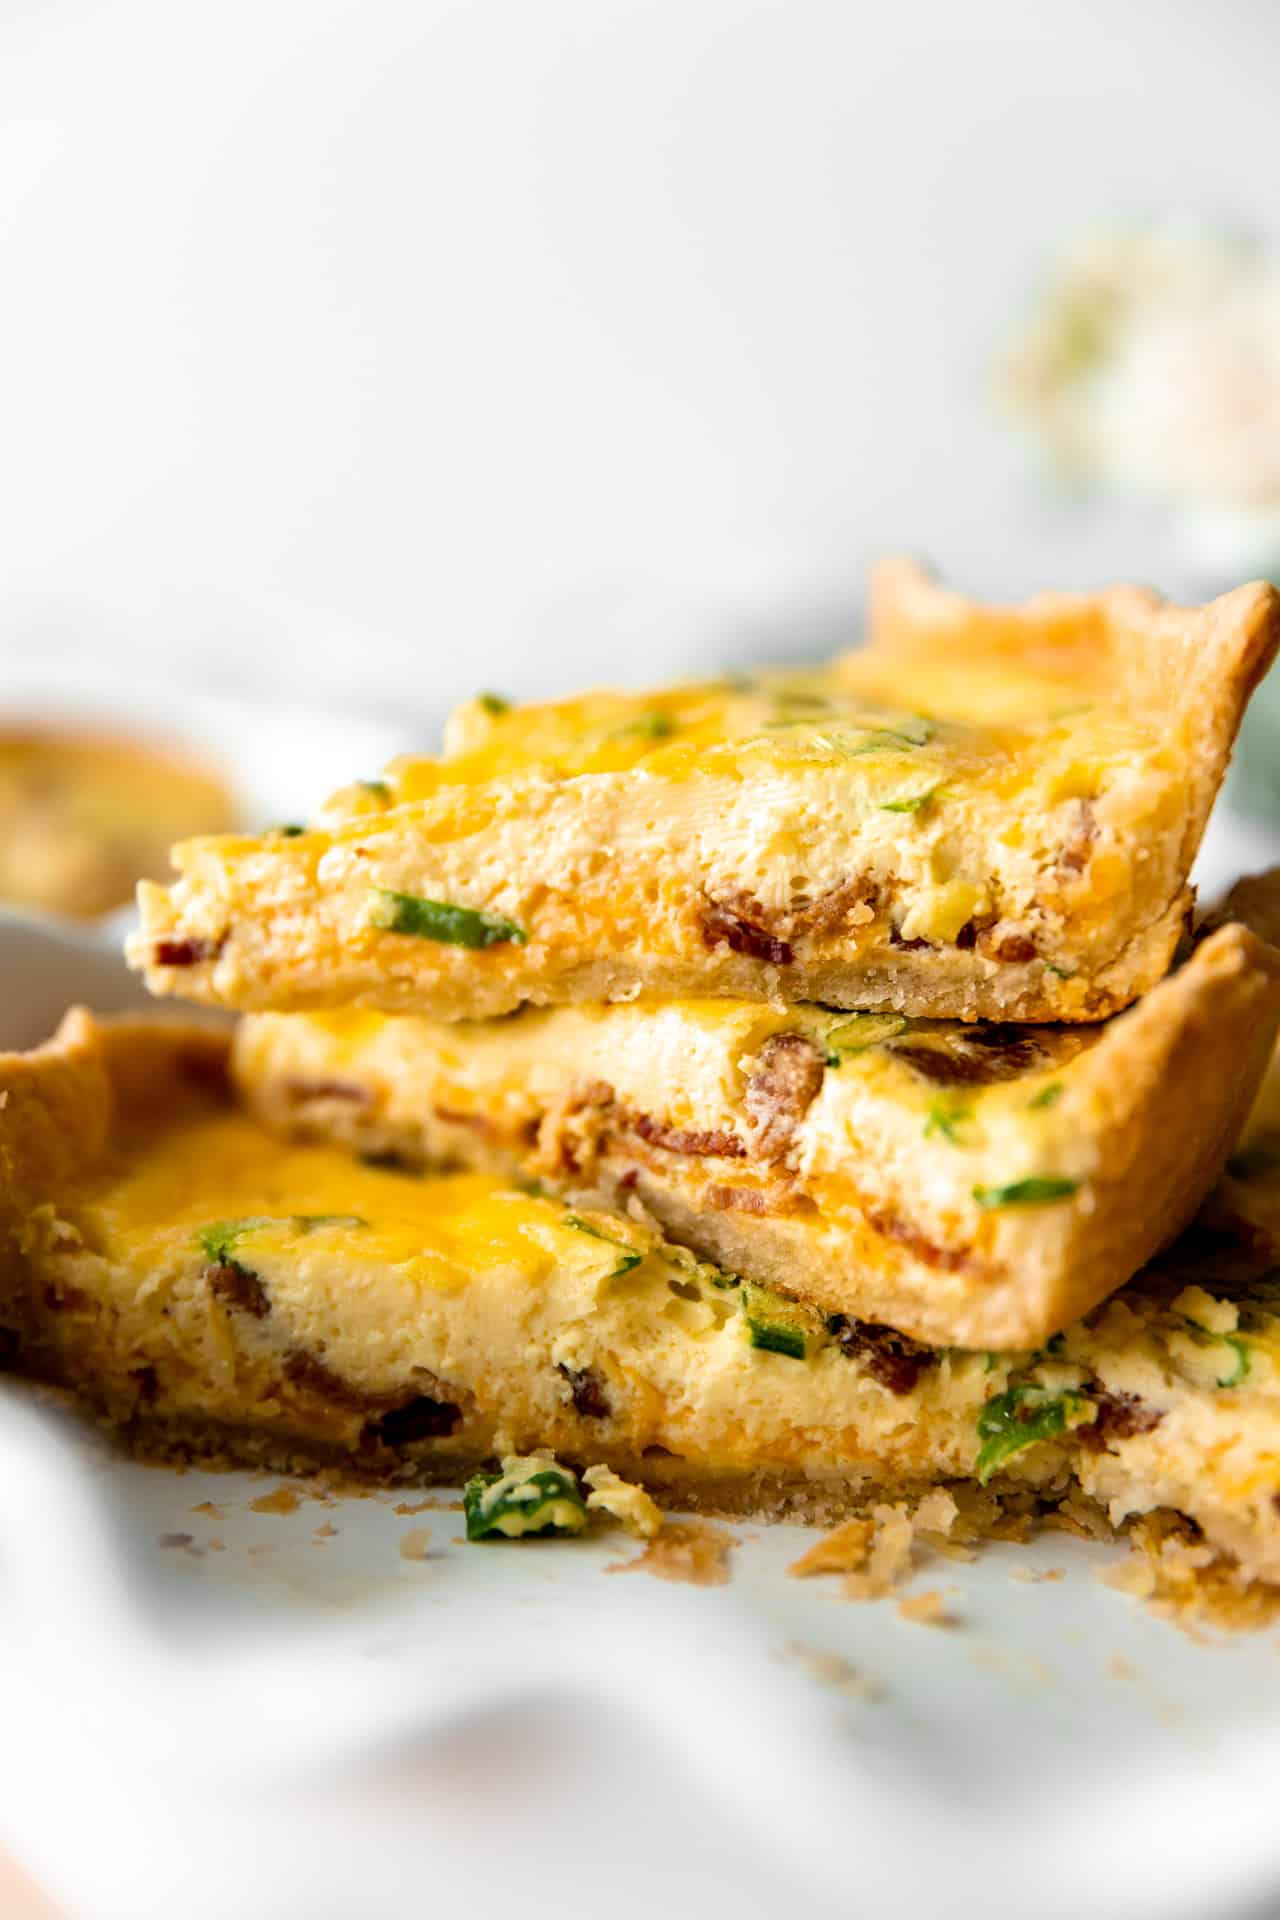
[865,558,1280,881]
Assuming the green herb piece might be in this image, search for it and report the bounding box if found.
[973,1176,1081,1210]
[924,1102,973,1146]
[270,823,305,837]
[1219,1337,1251,1388]
[741,1283,818,1359]
[1028,1083,1064,1110]
[463,1459,588,1541]
[195,1218,276,1267]
[824,1012,907,1065]
[975,1384,1091,1483]
[358,778,391,799]
[1226,1143,1280,1182]
[476,691,510,715]
[1044,963,1074,980]
[615,710,675,741]
[879,784,941,815]
[563,1214,643,1275]
[369,889,528,949]
[196,1214,366,1266]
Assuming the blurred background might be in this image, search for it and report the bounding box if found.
[2,0,1279,901]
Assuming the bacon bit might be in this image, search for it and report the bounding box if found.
[285,1076,371,1105]
[743,1033,827,1159]
[1075,1389,1163,1452]
[798,877,878,939]
[558,1363,611,1419]
[366,1394,462,1446]
[700,896,794,967]
[889,1025,1051,1087]
[980,930,1039,964]
[827,1314,937,1394]
[864,1202,972,1273]
[606,1520,735,1586]
[153,935,225,967]
[205,1260,270,1318]
[632,1113,747,1158]
[954,919,978,949]
[1059,800,1097,876]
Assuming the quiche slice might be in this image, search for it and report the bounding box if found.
[129,564,1280,1023]
[232,882,1280,1351]
[7,1012,1280,1600]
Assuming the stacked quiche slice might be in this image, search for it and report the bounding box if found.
[6,560,1280,1594]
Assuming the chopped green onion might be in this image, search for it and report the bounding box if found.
[975,1384,1091,1483]
[616,710,675,741]
[476,691,510,715]
[924,1102,973,1145]
[741,1283,817,1359]
[369,889,528,949]
[824,1012,907,1065]
[271,823,305,837]
[196,1214,365,1265]
[464,1459,587,1541]
[878,785,941,814]
[973,1176,1081,1209]
[358,778,391,799]
[1028,1083,1064,1110]
[563,1214,643,1275]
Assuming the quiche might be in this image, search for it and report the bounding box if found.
[7,1011,1280,1600]
[231,881,1280,1351]
[0,724,236,919]
[128,564,1280,1023]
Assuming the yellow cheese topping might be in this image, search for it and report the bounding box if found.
[319,668,1162,823]
[67,1111,651,1299]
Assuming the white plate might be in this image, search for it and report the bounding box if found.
[3,817,1280,1920]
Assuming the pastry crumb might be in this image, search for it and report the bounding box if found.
[788,1518,873,1578]
[249,1485,301,1516]
[392,1498,441,1516]
[583,1463,663,1537]
[157,1530,195,1551]
[1008,1563,1066,1584]
[606,1519,735,1586]
[399,1526,431,1562]
[313,1521,339,1540]
[784,1642,884,1701]
[191,1500,223,1519]
[897,1588,956,1627]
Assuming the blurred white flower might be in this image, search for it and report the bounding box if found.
[1002,221,1280,515]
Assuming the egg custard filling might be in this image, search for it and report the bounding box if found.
[7,1011,1280,1596]
[129,564,1279,1025]
[232,883,1280,1352]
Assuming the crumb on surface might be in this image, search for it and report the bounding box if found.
[191,1501,223,1519]
[784,1642,884,1701]
[1099,1512,1280,1634]
[1008,1564,1066,1584]
[158,1531,194,1550]
[897,1588,957,1627]
[606,1519,735,1586]
[249,1485,301,1516]
[788,1518,873,1578]
[313,1521,339,1540]
[583,1463,663,1538]
[399,1526,431,1562]
[392,1498,442,1516]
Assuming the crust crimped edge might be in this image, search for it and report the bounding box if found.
[862,558,1280,887]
